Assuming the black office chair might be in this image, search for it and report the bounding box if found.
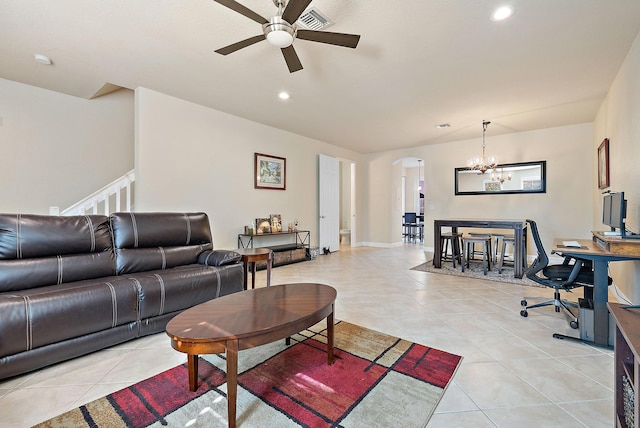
[520,219,601,329]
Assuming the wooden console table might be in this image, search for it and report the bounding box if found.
[238,230,311,268]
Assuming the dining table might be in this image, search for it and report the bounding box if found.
[433,218,528,278]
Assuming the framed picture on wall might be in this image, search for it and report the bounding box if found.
[255,153,286,190]
[598,138,610,189]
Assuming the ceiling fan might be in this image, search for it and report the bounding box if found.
[213,0,361,73]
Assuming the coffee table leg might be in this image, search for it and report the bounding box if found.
[327,309,334,365]
[226,339,239,428]
[188,354,199,392]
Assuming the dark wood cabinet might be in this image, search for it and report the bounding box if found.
[609,302,640,427]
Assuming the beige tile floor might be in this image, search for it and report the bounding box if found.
[0,244,618,427]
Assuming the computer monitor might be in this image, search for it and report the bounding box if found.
[603,194,612,226]
[603,192,627,236]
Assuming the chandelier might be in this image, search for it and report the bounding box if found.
[467,120,497,173]
[492,168,512,183]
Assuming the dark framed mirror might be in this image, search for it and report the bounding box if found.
[455,161,546,195]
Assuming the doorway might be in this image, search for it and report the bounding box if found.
[400,157,424,242]
[318,154,355,252]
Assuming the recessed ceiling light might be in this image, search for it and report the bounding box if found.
[34,53,52,65]
[491,5,514,22]
[278,91,290,100]
[435,123,451,129]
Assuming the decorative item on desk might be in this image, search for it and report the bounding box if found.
[294,218,299,231]
[270,214,282,232]
[256,218,271,234]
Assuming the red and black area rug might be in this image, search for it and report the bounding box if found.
[36,321,462,427]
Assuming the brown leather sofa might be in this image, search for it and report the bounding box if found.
[0,212,243,380]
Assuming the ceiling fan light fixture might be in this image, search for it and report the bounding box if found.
[264,17,295,48]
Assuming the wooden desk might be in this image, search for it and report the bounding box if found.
[592,230,640,256]
[553,237,640,347]
[433,219,527,278]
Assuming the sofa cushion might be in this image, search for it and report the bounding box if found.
[110,212,212,249]
[0,214,112,259]
[0,277,139,358]
[110,212,214,274]
[114,245,211,275]
[0,252,116,292]
[198,249,242,266]
[129,263,243,319]
[0,214,116,291]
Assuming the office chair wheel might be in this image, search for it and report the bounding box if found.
[570,320,579,329]
[520,299,527,307]
[520,310,528,317]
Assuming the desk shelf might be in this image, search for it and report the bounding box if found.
[609,303,640,428]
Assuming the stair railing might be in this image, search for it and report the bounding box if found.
[50,170,135,216]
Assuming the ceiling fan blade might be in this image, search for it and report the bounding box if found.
[281,46,303,73]
[215,35,265,55]
[282,0,312,24]
[296,29,360,48]
[212,0,268,24]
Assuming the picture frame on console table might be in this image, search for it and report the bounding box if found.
[255,153,286,190]
[270,214,282,232]
[598,138,609,189]
[256,218,271,234]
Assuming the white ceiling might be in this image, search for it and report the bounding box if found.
[2,1,640,154]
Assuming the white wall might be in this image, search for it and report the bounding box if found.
[593,30,640,302]
[0,78,134,213]
[362,123,594,251]
[135,88,361,250]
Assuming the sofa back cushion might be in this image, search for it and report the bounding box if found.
[0,214,116,292]
[110,212,213,274]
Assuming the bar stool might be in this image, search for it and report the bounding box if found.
[461,235,492,275]
[440,232,463,268]
[498,236,527,274]
[491,233,514,264]
[467,233,493,263]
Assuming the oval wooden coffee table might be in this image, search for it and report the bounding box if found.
[166,283,336,428]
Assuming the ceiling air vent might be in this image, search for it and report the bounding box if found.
[297,7,334,30]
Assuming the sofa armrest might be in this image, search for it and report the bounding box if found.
[198,250,241,267]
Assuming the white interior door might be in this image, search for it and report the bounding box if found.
[319,154,340,252]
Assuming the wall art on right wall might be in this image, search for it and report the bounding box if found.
[598,138,610,189]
